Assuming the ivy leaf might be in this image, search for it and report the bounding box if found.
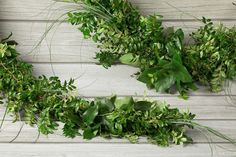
[82,104,98,125]
[171,55,192,83]
[154,74,176,92]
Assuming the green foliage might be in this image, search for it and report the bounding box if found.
[1,35,236,148]
[0,36,196,146]
[184,18,236,92]
[66,1,236,97]
[67,0,196,97]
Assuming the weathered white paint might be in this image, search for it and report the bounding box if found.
[1,96,236,121]
[0,0,236,156]
[0,21,235,63]
[0,0,236,20]
[0,120,235,143]
[0,143,235,157]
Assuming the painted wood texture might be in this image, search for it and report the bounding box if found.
[0,143,235,157]
[0,120,235,143]
[0,21,235,63]
[0,0,236,20]
[0,0,236,156]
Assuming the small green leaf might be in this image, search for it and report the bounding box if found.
[175,29,184,42]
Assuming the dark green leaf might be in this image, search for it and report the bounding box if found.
[82,104,99,125]
[134,101,152,111]
[83,127,96,140]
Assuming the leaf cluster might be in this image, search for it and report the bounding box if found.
[67,0,196,97]
[184,18,236,92]
[0,36,195,146]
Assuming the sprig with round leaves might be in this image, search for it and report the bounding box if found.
[65,0,236,98]
[184,17,236,92]
[1,36,235,147]
[0,36,193,145]
[66,0,196,98]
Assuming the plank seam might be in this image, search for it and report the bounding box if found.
[1,19,236,23]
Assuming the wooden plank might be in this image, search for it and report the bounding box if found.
[0,21,235,63]
[0,0,236,20]
[0,143,235,157]
[2,96,236,121]
[30,63,236,96]
[0,120,236,143]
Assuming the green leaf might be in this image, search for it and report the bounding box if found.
[175,29,184,43]
[172,60,192,83]
[82,104,99,125]
[63,123,80,138]
[134,101,152,111]
[178,92,189,100]
[154,74,176,92]
[138,68,157,85]
[114,97,134,110]
[83,127,96,140]
[119,53,140,66]
[96,98,115,114]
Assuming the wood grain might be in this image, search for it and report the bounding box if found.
[30,63,236,96]
[0,143,235,157]
[1,0,236,155]
[1,95,236,121]
[0,0,236,20]
[0,21,235,63]
[0,120,235,143]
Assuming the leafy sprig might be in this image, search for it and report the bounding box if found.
[1,36,235,147]
[184,17,236,92]
[67,0,197,97]
[66,0,236,97]
[0,36,193,146]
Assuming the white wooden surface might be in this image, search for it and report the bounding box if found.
[0,0,236,156]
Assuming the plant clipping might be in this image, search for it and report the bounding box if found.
[66,0,236,98]
[0,35,235,147]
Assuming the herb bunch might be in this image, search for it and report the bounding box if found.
[184,18,236,92]
[0,0,234,149]
[0,35,195,146]
[67,0,196,98]
[66,0,236,97]
[1,35,236,147]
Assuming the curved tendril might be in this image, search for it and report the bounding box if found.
[9,112,24,143]
[0,103,8,131]
[171,120,236,147]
